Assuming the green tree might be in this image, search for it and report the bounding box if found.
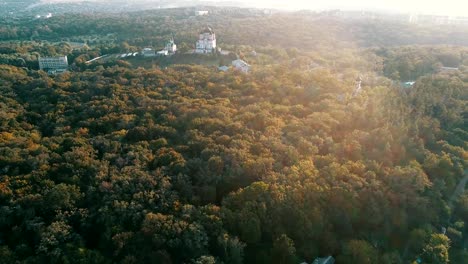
[337,240,378,264]
[272,234,296,264]
[421,234,450,264]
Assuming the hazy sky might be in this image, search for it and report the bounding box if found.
[39,0,467,16]
[225,0,467,16]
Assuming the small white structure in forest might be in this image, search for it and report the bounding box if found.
[352,75,362,96]
[157,50,168,56]
[195,27,216,54]
[440,66,459,71]
[218,66,230,72]
[402,81,415,88]
[156,38,177,56]
[232,59,251,73]
[142,48,156,57]
[195,11,209,16]
[165,38,177,54]
[219,49,231,56]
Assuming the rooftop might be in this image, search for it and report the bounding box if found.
[440,66,459,71]
[218,65,230,72]
[232,59,250,67]
[201,26,214,34]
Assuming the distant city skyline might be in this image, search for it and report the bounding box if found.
[32,0,468,17]
[215,0,467,16]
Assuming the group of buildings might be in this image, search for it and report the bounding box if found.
[408,14,468,25]
[141,27,217,57]
[142,38,177,57]
[323,10,468,25]
[38,27,251,74]
[195,26,251,73]
[140,26,251,73]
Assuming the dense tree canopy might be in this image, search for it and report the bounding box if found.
[0,6,467,264]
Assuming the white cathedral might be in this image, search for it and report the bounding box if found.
[195,27,216,54]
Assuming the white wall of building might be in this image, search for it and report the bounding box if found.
[195,28,216,54]
[232,59,251,73]
[38,56,68,72]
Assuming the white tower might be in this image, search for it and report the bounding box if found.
[165,37,177,54]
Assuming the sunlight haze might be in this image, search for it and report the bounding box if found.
[225,0,468,16]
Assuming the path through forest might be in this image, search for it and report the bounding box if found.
[449,169,468,250]
[449,169,468,209]
[454,169,468,250]
[403,169,468,259]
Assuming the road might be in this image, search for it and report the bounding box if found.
[449,169,468,250]
[449,169,468,209]
[403,168,467,259]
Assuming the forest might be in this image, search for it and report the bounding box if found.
[0,6,467,264]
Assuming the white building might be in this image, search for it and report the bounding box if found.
[448,17,468,25]
[195,11,209,16]
[157,50,168,56]
[232,59,251,73]
[219,49,231,56]
[35,13,53,19]
[142,48,156,57]
[218,66,229,72]
[38,56,68,73]
[165,38,177,54]
[195,27,216,54]
[409,14,452,25]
